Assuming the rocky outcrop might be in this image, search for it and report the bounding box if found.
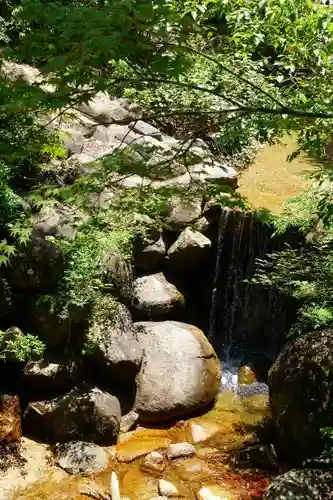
[131,273,185,319]
[55,441,110,475]
[263,469,333,500]
[24,387,121,444]
[167,228,211,271]
[87,301,143,383]
[268,328,333,464]
[134,321,221,422]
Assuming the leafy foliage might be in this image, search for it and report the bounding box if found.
[0,328,45,362]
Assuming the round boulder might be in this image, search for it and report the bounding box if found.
[268,329,333,464]
[24,387,121,445]
[134,321,221,422]
[167,227,211,271]
[131,273,184,320]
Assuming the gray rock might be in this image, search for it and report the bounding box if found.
[167,442,196,460]
[164,197,202,231]
[167,228,211,270]
[192,216,212,235]
[141,451,165,473]
[24,387,121,445]
[87,301,143,383]
[131,273,184,319]
[189,161,238,187]
[81,137,121,158]
[158,479,179,497]
[55,441,109,475]
[120,410,139,433]
[101,250,133,302]
[130,120,162,140]
[2,61,41,84]
[134,321,221,422]
[8,236,64,291]
[263,469,333,500]
[115,174,151,189]
[134,236,166,271]
[78,93,134,125]
[34,203,87,240]
[233,444,279,473]
[107,124,141,145]
[23,357,80,391]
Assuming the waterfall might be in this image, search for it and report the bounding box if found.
[209,208,297,367]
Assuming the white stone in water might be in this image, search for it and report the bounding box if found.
[110,471,121,500]
[196,485,234,500]
[158,479,179,497]
[167,442,196,459]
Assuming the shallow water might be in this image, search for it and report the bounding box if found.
[12,389,270,500]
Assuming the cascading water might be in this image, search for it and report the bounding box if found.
[209,207,298,392]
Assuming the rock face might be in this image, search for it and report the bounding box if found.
[263,469,333,500]
[131,273,185,319]
[167,442,196,460]
[24,387,121,444]
[167,228,211,270]
[55,441,110,475]
[87,301,143,383]
[268,329,333,464]
[8,236,64,291]
[0,395,21,446]
[134,321,221,422]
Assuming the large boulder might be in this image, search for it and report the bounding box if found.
[55,441,110,475]
[167,227,211,271]
[263,469,333,500]
[134,236,166,271]
[268,329,333,464]
[87,300,143,383]
[34,203,87,240]
[131,273,185,319]
[24,387,121,444]
[101,250,133,303]
[134,321,221,421]
[7,236,64,291]
[164,197,202,231]
[22,357,80,393]
[78,93,134,125]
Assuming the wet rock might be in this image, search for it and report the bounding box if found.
[120,411,139,433]
[87,300,143,383]
[24,387,121,445]
[164,197,202,231]
[130,120,162,140]
[167,228,211,270]
[167,442,196,460]
[196,485,237,500]
[263,469,333,500]
[134,321,221,422]
[0,395,21,446]
[131,273,184,319]
[23,357,80,392]
[190,421,220,443]
[238,366,257,385]
[8,236,64,291]
[116,435,170,462]
[134,236,166,271]
[233,444,279,473]
[158,479,180,497]
[141,451,165,473]
[269,328,333,464]
[55,441,109,475]
[175,457,213,482]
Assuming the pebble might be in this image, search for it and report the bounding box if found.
[196,485,237,500]
[158,479,180,497]
[191,422,220,443]
[167,442,196,459]
[141,451,165,473]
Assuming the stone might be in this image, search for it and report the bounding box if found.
[158,480,179,498]
[81,137,121,158]
[8,236,64,291]
[167,228,211,270]
[263,469,333,500]
[34,203,87,240]
[196,485,237,500]
[23,357,80,392]
[78,93,134,124]
[134,321,221,422]
[116,435,170,462]
[130,120,162,140]
[190,421,220,443]
[233,444,279,473]
[55,441,109,475]
[115,174,151,189]
[134,236,166,271]
[167,442,196,460]
[192,216,212,235]
[0,395,21,446]
[175,457,213,482]
[87,300,143,383]
[2,61,41,85]
[108,124,141,145]
[190,161,238,187]
[238,366,257,385]
[164,197,202,231]
[268,328,333,464]
[120,411,139,433]
[141,451,165,473]
[24,387,121,445]
[131,273,185,319]
[101,250,133,302]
